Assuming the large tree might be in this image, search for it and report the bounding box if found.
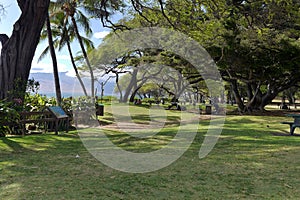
[119,0,300,112]
[214,0,300,111]
[0,0,50,100]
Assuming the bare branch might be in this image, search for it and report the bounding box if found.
[130,0,153,25]
[157,0,176,28]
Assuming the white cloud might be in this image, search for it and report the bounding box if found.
[30,61,71,74]
[66,70,76,77]
[30,55,77,77]
[93,31,110,39]
[57,54,71,61]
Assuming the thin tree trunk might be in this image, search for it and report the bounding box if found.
[71,17,94,98]
[66,37,88,96]
[115,73,123,102]
[46,12,62,106]
[230,79,245,112]
[129,85,143,103]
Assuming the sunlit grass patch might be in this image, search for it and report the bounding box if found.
[1,112,300,199]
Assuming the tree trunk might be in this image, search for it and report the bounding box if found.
[129,85,143,103]
[71,17,94,98]
[246,83,253,102]
[122,68,138,103]
[259,92,277,111]
[46,12,62,106]
[230,79,245,112]
[115,73,123,102]
[66,36,88,96]
[0,0,50,100]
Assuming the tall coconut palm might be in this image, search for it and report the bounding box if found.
[51,0,95,98]
[62,25,89,97]
[39,11,93,97]
[46,11,62,106]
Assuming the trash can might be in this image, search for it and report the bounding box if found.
[199,106,203,114]
[96,104,104,116]
[205,105,212,114]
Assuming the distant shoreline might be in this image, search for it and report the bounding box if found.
[37,92,117,98]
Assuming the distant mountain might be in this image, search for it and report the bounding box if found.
[29,72,116,97]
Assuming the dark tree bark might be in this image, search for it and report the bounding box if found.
[230,79,245,112]
[0,0,50,100]
[129,85,142,103]
[46,12,62,106]
[0,34,9,46]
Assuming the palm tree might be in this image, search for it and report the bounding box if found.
[45,11,62,106]
[63,25,89,96]
[39,11,93,97]
[51,0,95,98]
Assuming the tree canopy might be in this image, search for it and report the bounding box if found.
[1,0,300,113]
[102,0,300,111]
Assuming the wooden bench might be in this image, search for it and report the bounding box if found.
[1,107,69,135]
[281,113,300,135]
[21,110,69,135]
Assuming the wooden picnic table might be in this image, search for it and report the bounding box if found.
[281,113,300,135]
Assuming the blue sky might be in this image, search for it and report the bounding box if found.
[0,0,112,77]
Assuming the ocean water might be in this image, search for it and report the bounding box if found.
[39,93,119,99]
[39,92,87,98]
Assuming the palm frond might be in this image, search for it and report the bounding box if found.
[58,38,68,51]
[74,53,85,64]
[76,10,93,36]
[40,28,49,41]
[80,36,95,51]
[38,46,50,63]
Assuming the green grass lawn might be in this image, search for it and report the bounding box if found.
[1,106,300,199]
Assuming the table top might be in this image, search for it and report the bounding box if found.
[285,113,300,117]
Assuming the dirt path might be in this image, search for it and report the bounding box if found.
[100,114,215,132]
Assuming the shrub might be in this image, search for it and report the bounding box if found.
[0,100,20,136]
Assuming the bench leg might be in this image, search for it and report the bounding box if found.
[66,118,69,133]
[22,124,26,136]
[291,125,297,135]
[55,119,58,135]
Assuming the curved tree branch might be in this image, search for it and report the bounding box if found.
[0,34,9,47]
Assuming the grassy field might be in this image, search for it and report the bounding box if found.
[1,105,300,199]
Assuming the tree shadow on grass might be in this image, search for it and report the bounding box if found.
[0,137,33,153]
[270,131,300,137]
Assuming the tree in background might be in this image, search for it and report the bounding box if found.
[51,0,96,97]
[115,0,300,112]
[39,8,94,97]
[215,0,300,111]
[1,0,300,114]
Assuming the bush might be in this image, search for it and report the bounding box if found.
[0,100,20,136]
[96,96,118,104]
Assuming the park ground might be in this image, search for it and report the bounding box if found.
[1,105,300,199]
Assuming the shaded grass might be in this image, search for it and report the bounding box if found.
[99,104,182,126]
[1,113,300,199]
